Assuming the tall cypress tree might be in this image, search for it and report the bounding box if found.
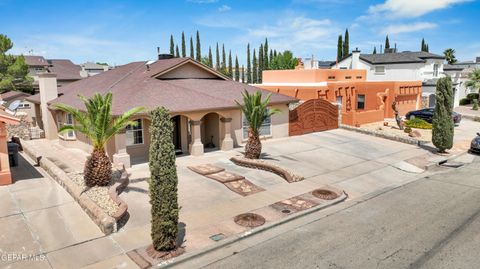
[235,56,240,81]
[208,46,213,68]
[149,106,179,251]
[264,38,269,70]
[273,50,277,58]
[252,49,257,84]
[215,43,220,70]
[385,35,390,50]
[247,44,251,83]
[221,44,226,74]
[241,64,245,83]
[175,45,180,58]
[432,77,454,153]
[189,36,194,58]
[258,44,264,83]
[421,38,426,52]
[337,35,343,61]
[169,35,175,56]
[373,46,377,54]
[426,44,429,52]
[195,30,201,61]
[269,49,273,69]
[228,50,233,78]
[343,29,349,57]
[181,32,186,57]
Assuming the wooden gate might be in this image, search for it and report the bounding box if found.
[289,99,338,136]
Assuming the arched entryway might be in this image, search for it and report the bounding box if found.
[171,115,191,155]
[200,112,220,152]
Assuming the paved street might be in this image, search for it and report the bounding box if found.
[199,155,480,269]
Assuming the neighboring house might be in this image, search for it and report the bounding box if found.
[333,50,444,108]
[300,57,335,70]
[255,68,422,126]
[30,56,295,167]
[24,56,86,92]
[444,58,480,107]
[0,91,38,126]
[80,62,110,76]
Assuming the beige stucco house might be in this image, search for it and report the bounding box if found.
[29,56,295,167]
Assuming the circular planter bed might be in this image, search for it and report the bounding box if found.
[230,156,304,183]
[312,189,339,200]
[234,213,266,228]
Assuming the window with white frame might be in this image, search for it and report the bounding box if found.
[126,119,144,146]
[374,66,385,74]
[65,113,75,139]
[242,108,272,139]
[433,64,439,77]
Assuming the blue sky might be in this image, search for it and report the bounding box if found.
[1,0,479,66]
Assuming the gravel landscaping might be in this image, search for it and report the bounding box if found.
[68,170,121,217]
[361,118,431,143]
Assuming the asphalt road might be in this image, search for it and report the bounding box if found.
[204,156,480,269]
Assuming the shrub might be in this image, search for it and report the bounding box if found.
[432,77,454,153]
[459,98,471,106]
[473,99,479,111]
[467,93,479,100]
[149,107,179,251]
[405,118,432,129]
[404,126,412,133]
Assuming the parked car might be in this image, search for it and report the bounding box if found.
[405,108,462,125]
[470,133,480,154]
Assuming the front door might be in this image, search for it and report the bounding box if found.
[172,116,182,154]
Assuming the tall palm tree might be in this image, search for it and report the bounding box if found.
[465,69,480,95]
[236,90,280,159]
[54,92,144,187]
[443,48,457,64]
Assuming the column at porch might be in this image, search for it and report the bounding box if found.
[220,117,234,151]
[416,87,422,109]
[189,120,204,156]
[0,124,12,185]
[112,131,131,168]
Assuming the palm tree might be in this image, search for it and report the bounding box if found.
[53,92,144,187]
[465,69,480,94]
[443,48,457,64]
[236,90,280,159]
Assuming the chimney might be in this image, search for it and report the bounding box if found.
[352,48,361,69]
[38,73,58,140]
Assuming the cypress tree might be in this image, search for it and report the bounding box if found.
[195,30,201,61]
[221,44,226,74]
[264,38,269,70]
[252,49,257,84]
[241,64,245,83]
[247,44,251,83]
[208,46,213,68]
[175,45,180,58]
[169,35,175,56]
[269,49,273,69]
[385,35,390,50]
[149,107,179,251]
[215,43,220,70]
[228,50,233,78]
[343,29,349,57]
[235,56,240,81]
[258,44,264,83]
[337,35,343,61]
[273,50,277,58]
[373,46,377,54]
[421,38,426,52]
[432,77,454,153]
[181,32,186,57]
[189,36,194,58]
[426,44,429,52]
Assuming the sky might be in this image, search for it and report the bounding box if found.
[1,0,479,66]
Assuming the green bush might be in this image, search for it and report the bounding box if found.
[404,126,412,133]
[149,107,179,251]
[432,77,454,153]
[405,118,433,129]
[459,98,471,106]
[466,93,479,100]
[473,99,479,111]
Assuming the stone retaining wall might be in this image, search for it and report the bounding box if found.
[340,124,429,146]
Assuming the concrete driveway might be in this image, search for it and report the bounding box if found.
[118,129,433,255]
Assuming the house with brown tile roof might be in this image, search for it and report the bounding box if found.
[33,56,296,167]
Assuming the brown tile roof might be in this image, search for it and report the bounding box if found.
[24,55,49,66]
[46,58,295,115]
[0,91,31,102]
[47,59,83,81]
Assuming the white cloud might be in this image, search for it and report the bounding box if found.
[382,22,437,34]
[218,5,231,12]
[369,0,472,18]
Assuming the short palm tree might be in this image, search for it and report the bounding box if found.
[443,48,457,65]
[53,92,144,187]
[465,69,480,95]
[236,90,280,159]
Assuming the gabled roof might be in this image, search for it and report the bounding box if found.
[24,55,49,67]
[338,51,445,65]
[0,91,30,102]
[47,59,83,80]
[41,57,295,115]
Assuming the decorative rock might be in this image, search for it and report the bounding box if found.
[409,130,422,138]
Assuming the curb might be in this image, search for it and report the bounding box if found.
[153,191,348,268]
[340,124,429,146]
[425,150,469,171]
[459,114,480,121]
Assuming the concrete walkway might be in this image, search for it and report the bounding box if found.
[197,155,480,269]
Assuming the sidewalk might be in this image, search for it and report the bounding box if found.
[455,105,480,120]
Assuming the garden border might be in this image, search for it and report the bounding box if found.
[340,124,430,146]
[229,156,304,183]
